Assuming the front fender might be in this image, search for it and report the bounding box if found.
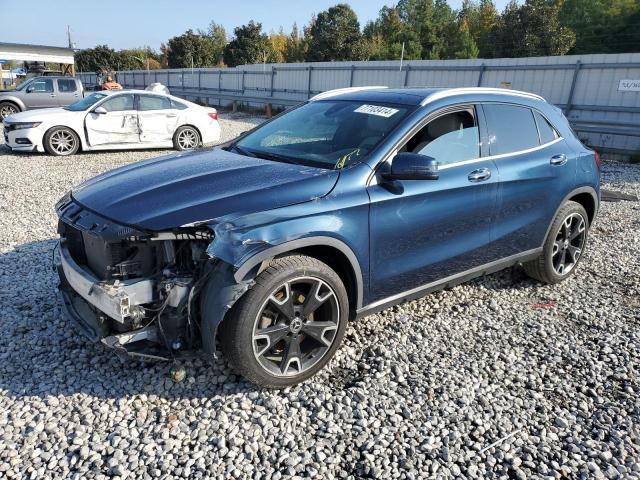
[0,95,25,111]
[204,189,370,310]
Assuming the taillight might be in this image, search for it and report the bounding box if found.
[594,150,602,171]
[208,112,218,121]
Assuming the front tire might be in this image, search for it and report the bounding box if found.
[524,200,589,284]
[0,102,19,121]
[218,255,349,388]
[173,125,201,151]
[44,127,80,156]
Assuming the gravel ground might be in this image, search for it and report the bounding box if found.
[0,116,639,479]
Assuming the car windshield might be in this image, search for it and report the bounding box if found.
[234,100,412,169]
[64,93,108,111]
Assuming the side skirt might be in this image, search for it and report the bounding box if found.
[355,248,542,319]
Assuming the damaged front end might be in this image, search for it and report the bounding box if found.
[54,194,249,361]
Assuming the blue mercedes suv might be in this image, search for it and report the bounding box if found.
[55,87,600,387]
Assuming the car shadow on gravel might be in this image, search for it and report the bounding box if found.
[0,239,261,400]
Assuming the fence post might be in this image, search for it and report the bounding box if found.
[270,67,275,97]
[307,65,313,98]
[403,65,411,87]
[241,69,245,94]
[565,60,582,115]
[349,65,355,87]
[181,70,185,93]
[477,64,486,87]
[218,70,222,93]
[198,69,201,90]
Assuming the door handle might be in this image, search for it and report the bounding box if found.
[550,154,567,166]
[166,113,177,118]
[468,168,491,182]
[49,93,56,97]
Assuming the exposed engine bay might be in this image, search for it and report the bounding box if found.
[55,194,249,361]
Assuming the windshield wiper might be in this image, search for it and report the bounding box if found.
[247,149,298,165]
[230,144,256,157]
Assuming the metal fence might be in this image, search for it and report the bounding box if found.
[78,53,640,155]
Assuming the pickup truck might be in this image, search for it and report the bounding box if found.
[0,76,84,120]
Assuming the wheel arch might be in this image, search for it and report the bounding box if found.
[0,98,25,112]
[175,123,202,143]
[568,190,597,226]
[543,186,599,242]
[233,236,364,312]
[44,125,83,152]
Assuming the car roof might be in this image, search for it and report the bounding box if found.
[311,86,546,107]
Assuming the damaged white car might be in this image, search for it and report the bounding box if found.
[3,90,220,155]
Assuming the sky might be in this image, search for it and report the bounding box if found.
[1,0,512,51]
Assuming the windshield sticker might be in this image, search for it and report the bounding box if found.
[354,104,399,118]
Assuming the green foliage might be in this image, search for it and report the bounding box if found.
[166,29,223,68]
[490,0,576,58]
[307,4,366,61]
[283,23,308,63]
[74,45,120,73]
[458,0,500,57]
[223,21,272,67]
[561,0,640,54]
[76,1,639,73]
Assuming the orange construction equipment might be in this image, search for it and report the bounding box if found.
[101,76,123,90]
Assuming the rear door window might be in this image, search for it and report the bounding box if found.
[483,104,539,156]
[57,79,77,92]
[138,95,171,111]
[533,111,559,145]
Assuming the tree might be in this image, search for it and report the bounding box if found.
[165,29,220,68]
[490,0,575,58]
[269,28,288,64]
[396,0,460,59]
[459,0,500,57]
[223,21,272,67]
[117,47,162,70]
[364,6,422,60]
[284,23,307,62]
[449,19,480,59]
[307,4,365,61]
[74,45,120,72]
[561,0,640,54]
[207,21,227,65]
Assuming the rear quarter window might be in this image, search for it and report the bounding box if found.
[171,99,188,110]
[483,104,539,156]
[533,110,559,144]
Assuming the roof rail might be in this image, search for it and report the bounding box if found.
[309,86,388,101]
[421,87,546,106]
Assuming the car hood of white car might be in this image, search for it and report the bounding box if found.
[5,108,81,124]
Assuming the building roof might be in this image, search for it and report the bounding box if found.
[0,42,74,64]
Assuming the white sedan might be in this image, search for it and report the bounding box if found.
[2,90,220,156]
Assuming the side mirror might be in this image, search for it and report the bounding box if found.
[26,86,34,93]
[383,152,439,181]
[93,106,107,115]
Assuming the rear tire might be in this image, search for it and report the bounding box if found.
[0,102,19,120]
[524,201,589,284]
[173,126,201,151]
[44,127,80,156]
[217,255,349,388]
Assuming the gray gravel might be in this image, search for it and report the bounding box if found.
[1,116,639,479]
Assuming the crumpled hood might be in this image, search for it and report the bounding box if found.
[72,148,339,231]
